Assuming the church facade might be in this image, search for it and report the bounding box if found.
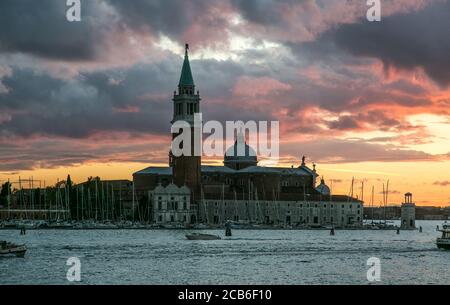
[134,45,363,228]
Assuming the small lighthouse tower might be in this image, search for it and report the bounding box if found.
[400,192,416,230]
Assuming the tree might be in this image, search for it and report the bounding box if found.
[0,182,12,206]
[66,175,78,220]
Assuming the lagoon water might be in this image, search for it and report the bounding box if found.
[1,220,449,285]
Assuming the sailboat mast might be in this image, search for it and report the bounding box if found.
[371,186,374,224]
[385,180,389,223]
[132,181,135,223]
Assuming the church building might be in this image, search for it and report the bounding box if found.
[134,44,363,228]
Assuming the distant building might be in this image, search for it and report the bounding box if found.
[133,44,363,227]
[401,193,416,230]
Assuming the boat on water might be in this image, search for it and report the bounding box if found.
[437,223,450,250]
[47,221,73,229]
[186,233,221,240]
[0,241,27,257]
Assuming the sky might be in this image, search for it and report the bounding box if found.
[0,0,449,206]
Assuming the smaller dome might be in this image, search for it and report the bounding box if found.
[316,178,330,196]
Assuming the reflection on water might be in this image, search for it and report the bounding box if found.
[0,221,449,285]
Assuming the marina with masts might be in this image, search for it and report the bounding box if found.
[0,174,407,231]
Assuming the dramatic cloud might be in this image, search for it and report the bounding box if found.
[0,135,169,171]
[0,0,115,61]
[233,76,291,97]
[0,0,449,179]
[281,138,443,164]
[330,1,450,87]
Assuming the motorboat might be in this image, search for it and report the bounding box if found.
[186,233,221,240]
[0,241,27,257]
[437,223,450,250]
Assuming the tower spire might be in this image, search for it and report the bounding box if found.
[179,43,194,87]
[171,42,201,197]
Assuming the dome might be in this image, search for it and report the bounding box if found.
[224,130,257,169]
[316,178,330,196]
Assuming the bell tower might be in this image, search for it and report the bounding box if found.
[170,44,201,196]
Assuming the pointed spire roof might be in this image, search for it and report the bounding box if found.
[179,43,195,87]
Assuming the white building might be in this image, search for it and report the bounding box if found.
[150,184,194,224]
[200,199,363,227]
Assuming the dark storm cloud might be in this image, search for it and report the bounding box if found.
[0,0,112,60]
[325,111,402,132]
[330,1,450,87]
[107,0,204,35]
[0,65,173,138]
[0,54,265,139]
[0,0,237,61]
[106,0,234,46]
[229,0,293,25]
[326,116,361,131]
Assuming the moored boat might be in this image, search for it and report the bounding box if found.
[0,241,27,257]
[437,223,450,250]
[47,221,73,229]
[186,233,221,240]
